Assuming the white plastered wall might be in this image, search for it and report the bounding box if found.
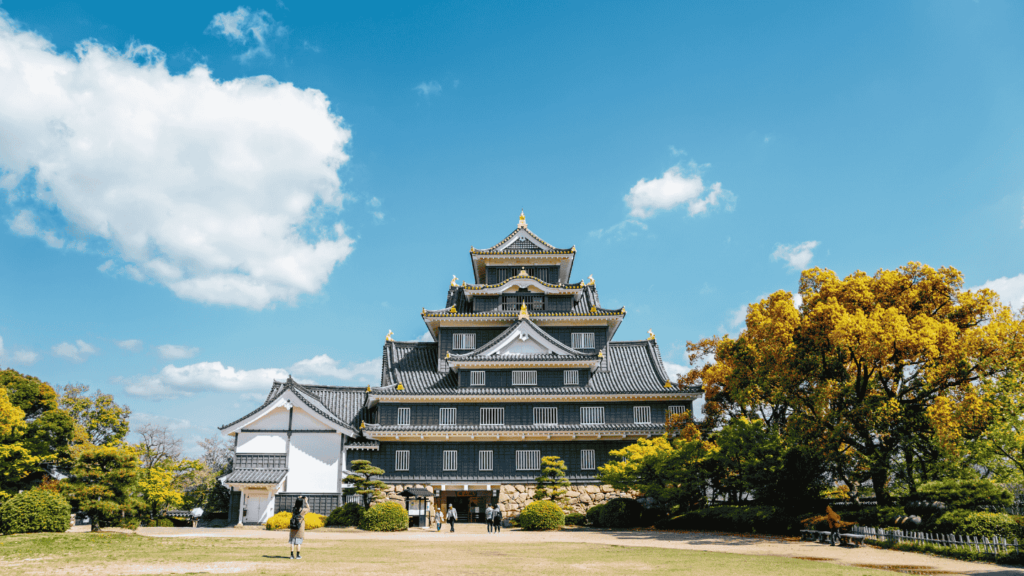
[291,407,333,430]
[288,433,341,493]
[252,406,290,429]
[236,432,287,454]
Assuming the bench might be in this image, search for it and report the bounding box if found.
[838,533,866,547]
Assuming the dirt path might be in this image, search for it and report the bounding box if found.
[136,524,1024,575]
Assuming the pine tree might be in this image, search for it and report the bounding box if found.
[344,460,387,509]
[533,456,571,507]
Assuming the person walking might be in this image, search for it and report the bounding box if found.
[434,506,442,531]
[492,506,503,533]
[289,496,309,560]
[446,504,457,532]
[485,504,494,533]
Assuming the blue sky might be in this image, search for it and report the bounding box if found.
[1,1,1023,453]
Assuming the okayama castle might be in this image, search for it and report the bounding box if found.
[219,213,702,524]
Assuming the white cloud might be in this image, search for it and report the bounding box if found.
[771,241,819,271]
[414,81,442,97]
[52,339,97,362]
[412,331,434,343]
[0,14,354,309]
[290,354,380,381]
[157,344,199,360]
[207,6,287,61]
[728,305,748,328]
[11,350,38,365]
[116,339,143,352]
[625,164,734,219]
[122,361,290,397]
[131,411,191,430]
[589,219,647,241]
[973,274,1024,311]
[663,361,689,381]
[8,209,65,248]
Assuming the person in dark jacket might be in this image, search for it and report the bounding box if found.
[492,506,503,533]
[289,496,309,560]
[446,504,457,532]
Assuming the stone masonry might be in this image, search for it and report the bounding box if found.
[378,484,636,516]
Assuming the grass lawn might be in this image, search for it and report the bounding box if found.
[0,532,891,576]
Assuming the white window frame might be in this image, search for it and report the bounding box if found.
[533,407,557,426]
[668,405,688,415]
[516,450,541,471]
[634,406,652,425]
[563,370,580,386]
[478,450,493,471]
[396,407,411,426]
[580,406,605,425]
[512,370,538,386]
[395,450,410,471]
[470,371,486,386]
[439,407,457,426]
[452,333,476,350]
[571,332,595,349]
[443,450,457,471]
[581,449,596,471]
[480,407,504,426]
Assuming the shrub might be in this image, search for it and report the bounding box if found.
[840,505,904,528]
[156,518,174,527]
[599,498,643,528]
[507,515,520,528]
[933,510,1021,539]
[265,511,325,531]
[916,479,1012,511]
[654,505,799,535]
[0,489,71,535]
[359,502,408,532]
[565,512,587,526]
[519,500,565,531]
[326,502,365,527]
[586,504,605,527]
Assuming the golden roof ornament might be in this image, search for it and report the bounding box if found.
[446,351,451,359]
[571,245,576,252]
[385,330,394,342]
[462,281,467,287]
[451,275,458,287]
[518,302,530,320]
[518,268,528,277]
[590,305,597,314]
[663,381,674,389]
[360,420,366,429]
[647,330,655,341]
[366,385,371,392]
[597,350,604,358]
[518,211,527,229]
[588,274,595,286]
[396,382,405,391]
[450,306,457,313]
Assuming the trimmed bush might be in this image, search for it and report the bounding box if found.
[519,500,565,531]
[359,502,408,532]
[840,506,904,528]
[655,505,799,535]
[599,498,643,528]
[0,489,71,535]
[265,511,325,531]
[156,518,174,527]
[916,479,1012,511]
[565,512,587,526]
[933,510,1021,539]
[586,504,605,527]
[326,502,365,527]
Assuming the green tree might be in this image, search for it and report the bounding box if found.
[533,456,571,507]
[62,444,145,529]
[343,460,387,509]
[0,369,58,419]
[59,384,131,446]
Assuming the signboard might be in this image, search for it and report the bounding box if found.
[456,491,475,497]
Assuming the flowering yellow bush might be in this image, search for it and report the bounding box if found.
[265,511,325,530]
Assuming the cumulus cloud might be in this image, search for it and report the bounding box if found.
[414,81,442,96]
[157,344,200,360]
[663,361,689,381]
[625,164,734,219]
[52,339,97,362]
[207,6,287,61]
[973,274,1024,311]
[728,305,748,328]
[771,241,819,271]
[8,209,65,248]
[116,339,143,352]
[290,354,380,381]
[412,331,434,343]
[11,350,38,365]
[0,14,354,309]
[122,361,290,397]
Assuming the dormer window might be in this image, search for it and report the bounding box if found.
[397,407,410,426]
[453,333,476,350]
[563,370,580,386]
[470,371,486,386]
[571,333,595,349]
[512,370,538,386]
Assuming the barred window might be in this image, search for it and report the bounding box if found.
[668,405,688,415]
[439,407,457,426]
[396,407,411,426]
[563,370,580,386]
[634,406,652,424]
[571,333,595,349]
[516,450,541,471]
[443,450,458,471]
[478,450,494,471]
[581,406,605,425]
[512,370,538,386]
[480,407,504,425]
[470,371,486,386]
[395,450,410,471]
[581,449,596,471]
[533,407,557,425]
[452,333,476,350]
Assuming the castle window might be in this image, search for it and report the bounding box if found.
[470,371,486,386]
[563,370,580,386]
[580,406,605,425]
[397,407,410,426]
[516,450,541,471]
[571,333,595,349]
[533,407,557,425]
[512,370,538,386]
[452,333,476,350]
[581,449,596,471]
[478,450,494,471]
[480,407,504,425]
[634,406,652,424]
[439,407,457,426]
[395,450,410,472]
[668,405,688,415]
[443,450,457,471]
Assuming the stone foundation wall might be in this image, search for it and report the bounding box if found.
[376,483,636,516]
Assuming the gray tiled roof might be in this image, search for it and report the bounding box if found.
[449,318,598,361]
[365,423,667,433]
[218,377,361,435]
[475,226,564,253]
[221,469,287,484]
[430,284,609,316]
[347,441,380,450]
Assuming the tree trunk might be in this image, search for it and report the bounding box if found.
[871,466,891,506]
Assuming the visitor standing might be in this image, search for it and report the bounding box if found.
[485,504,494,533]
[435,507,442,531]
[289,496,309,560]
[492,506,503,533]
[446,504,457,532]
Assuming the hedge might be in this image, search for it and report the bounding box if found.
[565,512,587,526]
[0,489,71,535]
[599,498,644,528]
[933,510,1023,539]
[359,502,408,532]
[916,479,1012,511]
[265,511,325,531]
[655,505,799,535]
[519,501,565,531]
[326,503,365,527]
